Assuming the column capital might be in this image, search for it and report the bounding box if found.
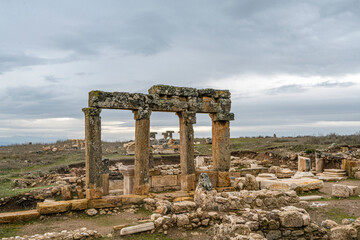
[210,112,234,122]
[176,111,196,124]
[82,107,101,116]
[133,107,151,120]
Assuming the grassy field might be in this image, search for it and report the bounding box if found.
[0,134,359,198]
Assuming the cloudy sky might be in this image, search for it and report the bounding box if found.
[1,0,360,145]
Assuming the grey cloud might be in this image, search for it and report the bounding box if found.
[315,81,356,88]
[1,85,83,118]
[266,84,306,95]
[44,75,61,83]
[0,54,45,74]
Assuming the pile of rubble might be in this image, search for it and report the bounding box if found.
[1,228,101,240]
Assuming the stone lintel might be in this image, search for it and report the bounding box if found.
[148,85,231,99]
[88,90,232,114]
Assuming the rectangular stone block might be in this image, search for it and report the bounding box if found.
[332,184,350,198]
[88,197,122,209]
[348,186,359,196]
[298,156,311,172]
[151,175,178,187]
[121,194,147,205]
[218,171,231,187]
[37,201,71,214]
[180,174,196,191]
[70,199,88,211]
[86,188,103,199]
[0,210,40,224]
[196,170,218,187]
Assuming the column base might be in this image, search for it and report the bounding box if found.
[86,188,103,199]
[134,184,149,195]
[181,174,196,191]
[217,171,231,187]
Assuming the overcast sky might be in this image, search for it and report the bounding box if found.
[1,0,360,145]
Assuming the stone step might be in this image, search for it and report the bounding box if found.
[299,195,324,201]
[323,169,346,173]
[323,172,347,176]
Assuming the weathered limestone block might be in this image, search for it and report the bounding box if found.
[86,188,103,200]
[151,175,178,187]
[121,194,147,205]
[321,219,338,229]
[332,184,351,198]
[76,186,84,199]
[259,178,324,192]
[37,201,71,214]
[176,214,190,227]
[70,199,88,211]
[349,185,359,196]
[355,172,360,179]
[61,185,73,200]
[244,174,259,190]
[218,171,231,187]
[180,174,196,192]
[330,225,357,240]
[196,170,218,187]
[88,198,122,209]
[119,222,155,236]
[172,201,197,214]
[298,156,311,172]
[0,210,40,223]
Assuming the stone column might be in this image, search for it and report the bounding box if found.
[211,114,231,187]
[298,156,311,172]
[315,152,324,173]
[119,165,135,194]
[82,107,103,199]
[177,111,196,191]
[133,109,151,195]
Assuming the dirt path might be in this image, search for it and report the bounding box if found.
[1,211,210,239]
[306,179,360,225]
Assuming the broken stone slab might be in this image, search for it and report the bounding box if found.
[348,186,359,196]
[292,171,315,179]
[299,195,324,201]
[0,210,40,224]
[259,178,324,192]
[119,222,155,236]
[332,184,351,198]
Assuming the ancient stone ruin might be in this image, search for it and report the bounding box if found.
[82,85,234,198]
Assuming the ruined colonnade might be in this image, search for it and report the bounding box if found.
[82,85,234,199]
